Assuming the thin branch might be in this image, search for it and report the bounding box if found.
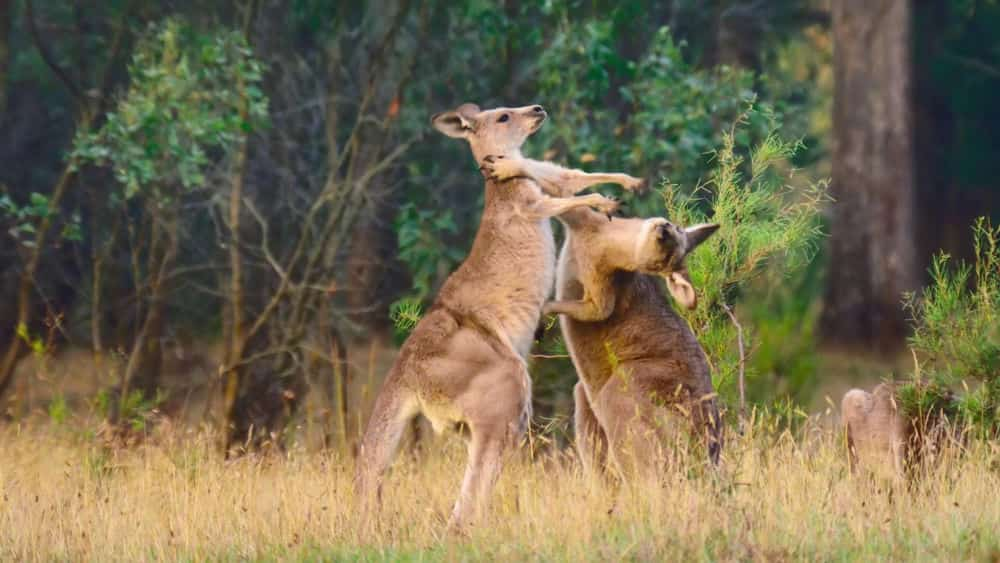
[243,197,290,282]
[241,0,260,40]
[285,134,418,327]
[722,301,746,431]
[25,0,83,102]
[943,52,1000,79]
[96,1,133,115]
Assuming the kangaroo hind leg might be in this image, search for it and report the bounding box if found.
[355,376,418,528]
[447,358,531,533]
[574,381,609,478]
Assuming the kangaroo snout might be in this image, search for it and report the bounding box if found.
[527,105,547,130]
[657,222,683,251]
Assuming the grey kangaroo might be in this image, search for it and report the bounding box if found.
[482,154,722,480]
[841,383,913,481]
[354,103,642,531]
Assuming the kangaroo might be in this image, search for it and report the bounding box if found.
[354,103,642,531]
[841,383,914,481]
[481,155,722,480]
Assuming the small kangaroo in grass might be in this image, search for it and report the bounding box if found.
[355,103,643,532]
[482,155,722,480]
[841,383,914,481]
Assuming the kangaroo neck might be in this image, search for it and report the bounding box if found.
[469,146,523,165]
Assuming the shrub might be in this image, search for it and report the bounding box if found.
[71,18,267,201]
[664,108,829,413]
[899,218,1000,436]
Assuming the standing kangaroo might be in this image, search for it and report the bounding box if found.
[482,155,722,480]
[355,103,642,531]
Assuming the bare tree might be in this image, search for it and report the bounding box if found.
[219,1,428,454]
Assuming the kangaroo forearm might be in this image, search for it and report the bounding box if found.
[528,193,607,219]
[514,158,636,197]
[516,160,583,196]
[544,295,615,322]
[557,171,639,196]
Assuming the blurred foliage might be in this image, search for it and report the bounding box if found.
[1,190,82,244]
[7,0,999,431]
[94,387,167,432]
[47,394,69,425]
[393,2,823,306]
[742,253,824,405]
[537,26,761,193]
[394,203,463,303]
[71,19,267,201]
[916,1,1000,189]
[899,218,1000,435]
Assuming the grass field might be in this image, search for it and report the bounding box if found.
[2,412,999,562]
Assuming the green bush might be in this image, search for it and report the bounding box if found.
[537,26,766,195]
[899,218,1000,435]
[71,19,267,201]
[663,108,829,411]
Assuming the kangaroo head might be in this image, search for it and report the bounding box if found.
[634,219,719,310]
[431,103,547,162]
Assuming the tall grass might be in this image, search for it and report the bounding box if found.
[2,414,999,561]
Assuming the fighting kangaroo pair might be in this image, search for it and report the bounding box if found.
[484,155,723,478]
[356,103,719,531]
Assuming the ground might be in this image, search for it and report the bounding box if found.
[2,411,999,561]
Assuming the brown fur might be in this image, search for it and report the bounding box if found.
[354,104,638,532]
[559,224,724,480]
[841,383,914,481]
[492,156,722,480]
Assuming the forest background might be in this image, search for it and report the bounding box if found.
[1,0,998,452]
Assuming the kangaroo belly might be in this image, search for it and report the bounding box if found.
[421,399,464,435]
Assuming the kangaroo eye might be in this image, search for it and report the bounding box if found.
[498,114,510,123]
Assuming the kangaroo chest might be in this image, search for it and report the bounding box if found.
[436,179,556,359]
[556,238,708,393]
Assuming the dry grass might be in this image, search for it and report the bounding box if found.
[2,413,1000,562]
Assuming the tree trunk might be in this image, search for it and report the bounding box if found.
[221,89,250,453]
[112,207,177,427]
[345,212,405,338]
[822,0,918,355]
[0,159,84,402]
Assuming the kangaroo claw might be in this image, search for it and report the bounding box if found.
[625,175,646,193]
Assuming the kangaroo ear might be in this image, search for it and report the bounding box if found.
[665,271,698,310]
[431,103,480,138]
[684,223,720,253]
[456,103,481,118]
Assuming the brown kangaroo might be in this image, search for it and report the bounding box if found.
[483,155,722,480]
[354,103,642,531]
[841,383,913,481]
